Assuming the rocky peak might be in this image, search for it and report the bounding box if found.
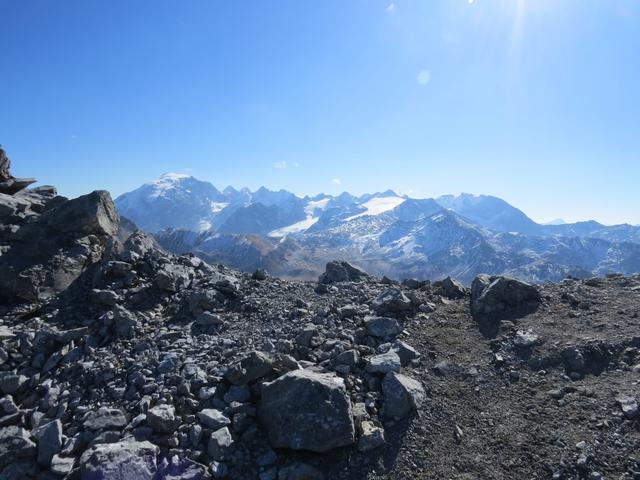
[0,146,36,195]
[0,169,121,302]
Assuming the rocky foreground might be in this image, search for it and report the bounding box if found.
[0,162,639,479]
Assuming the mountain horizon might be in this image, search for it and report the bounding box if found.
[116,172,636,232]
[114,172,640,285]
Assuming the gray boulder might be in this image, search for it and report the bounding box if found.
[372,288,412,315]
[471,274,541,336]
[616,395,639,419]
[155,264,192,292]
[433,276,467,299]
[34,419,63,467]
[224,351,273,385]
[364,316,402,338]
[146,404,180,433]
[0,193,31,218]
[79,440,160,480]
[197,409,231,430]
[381,372,426,419]
[195,312,223,326]
[392,340,420,366]
[122,229,156,260]
[357,421,386,452]
[83,407,127,431]
[259,370,355,452]
[0,426,36,470]
[208,427,234,461]
[318,261,368,284]
[366,350,401,374]
[0,190,119,302]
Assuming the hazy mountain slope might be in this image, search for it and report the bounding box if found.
[435,193,543,235]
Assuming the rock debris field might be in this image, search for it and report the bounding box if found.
[0,157,639,479]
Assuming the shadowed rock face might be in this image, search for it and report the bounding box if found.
[0,190,119,302]
[471,274,542,337]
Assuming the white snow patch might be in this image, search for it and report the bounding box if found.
[148,173,191,198]
[268,216,320,237]
[345,196,406,221]
[268,197,330,237]
[210,201,228,213]
[197,220,212,232]
[304,198,330,216]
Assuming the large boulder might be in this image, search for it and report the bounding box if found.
[146,404,180,433]
[433,276,467,299]
[259,370,355,452]
[471,275,541,337]
[33,190,119,237]
[364,316,402,338]
[0,426,37,470]
[381,372,426,419]
[79,440,160,480]
[83,407,128,431]
[0,190,120,302]
[318,261,369,284]
[34,419,63,467]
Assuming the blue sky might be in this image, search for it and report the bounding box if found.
[1,0,639,225]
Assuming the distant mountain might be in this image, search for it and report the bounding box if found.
[542,218,566,226]
[435,193,543,235]
[115,173,228,232]
[116,175,640,283]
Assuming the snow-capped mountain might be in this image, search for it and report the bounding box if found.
[115,173,228,232]
[115,174,640,283]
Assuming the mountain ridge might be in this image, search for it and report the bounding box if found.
[116,173,640,284]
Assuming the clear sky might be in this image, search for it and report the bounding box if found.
[1,0,639,225]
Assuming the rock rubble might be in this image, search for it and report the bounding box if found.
[1,160,639,479]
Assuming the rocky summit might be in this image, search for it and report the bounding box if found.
[1,162,640,480]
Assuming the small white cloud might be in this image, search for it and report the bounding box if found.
[417,69,431,86]
[293,162,300,168]
[70,134,78,139]
[332,178,342,185]
[274,161,287,169]
[468,0,475,4]
[386,3,396,13]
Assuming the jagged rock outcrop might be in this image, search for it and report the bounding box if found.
[0,190,119,302]
[0,147,36,195]
[318,260,369,284]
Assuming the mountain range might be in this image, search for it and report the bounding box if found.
[115,173,640,283]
